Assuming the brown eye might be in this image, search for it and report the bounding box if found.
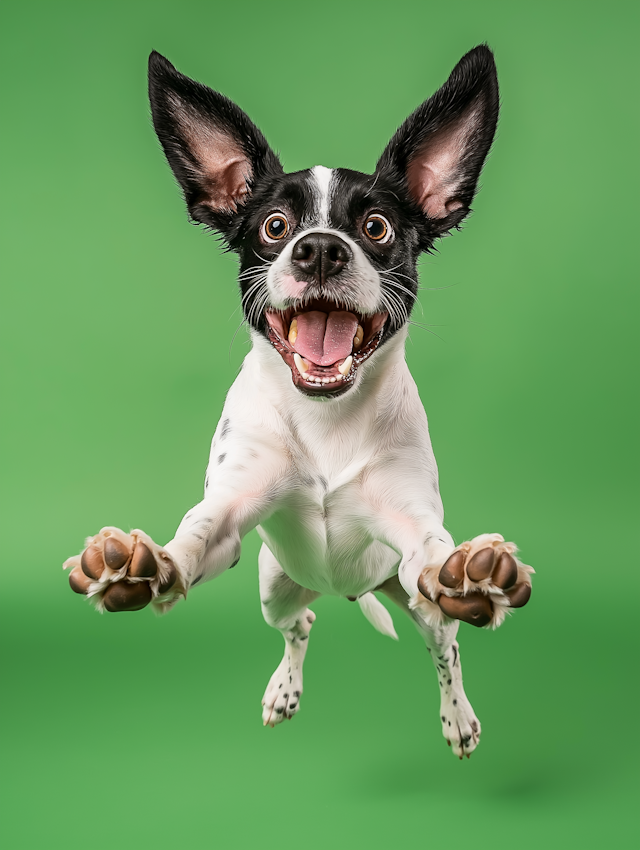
[262,213,289,242]
[364,214,392,243]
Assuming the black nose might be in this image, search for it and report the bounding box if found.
[291,233,352,280]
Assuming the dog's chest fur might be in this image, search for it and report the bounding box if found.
[205,332,443,597]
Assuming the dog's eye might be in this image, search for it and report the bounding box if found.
[262,213,290,242]
[364,214,392,244]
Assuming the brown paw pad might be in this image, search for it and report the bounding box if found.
[438,550,466,588]
[157,562,177,595]
[505,581,532,608]
[103,581,153,612]
[128,540,158,578]
[81,544,106,580]
[69,566,93,595]
[438,592,493,627]
[439,547,518,591]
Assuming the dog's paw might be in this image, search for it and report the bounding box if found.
[63,527,185,612]
[413,533,533,629]
[440,693,481,759]
[261,658,303,727]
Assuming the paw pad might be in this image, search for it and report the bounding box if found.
[64,527,181,612]
[415,534,533,629]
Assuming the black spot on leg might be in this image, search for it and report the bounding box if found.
[441,716,446,722]
[289,702,297,709]
[453,699,457,706]
[283,694,289,700]
[452,645,458,667]
[191,574,204,586]
[193,533,204,541]
[217,453,226,465]
[438,664,445,671]
[221,419,231,439]
[448,721,451,727]
[229,559,239,569]
[319,476,328,491]
[205,476,209,489]
[289,676,292,683]
[447,679,451,685]
[278,684,282,689]
[300,635,308,641]
[293,691,300,697]
[275,707,284,714]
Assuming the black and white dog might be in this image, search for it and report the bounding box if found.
[65,45,532,758]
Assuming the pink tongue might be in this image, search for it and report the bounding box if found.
[295,311,358,366]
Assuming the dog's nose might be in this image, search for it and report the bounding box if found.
[291,233,352,280]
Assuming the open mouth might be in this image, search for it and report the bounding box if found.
[265,299,388,396]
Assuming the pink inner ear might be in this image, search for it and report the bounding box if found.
[406,105,480,219]
[170,95,252,212]
[201,152,250,211]
[194,130,252,212]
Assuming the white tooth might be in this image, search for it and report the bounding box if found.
[288,317,298,346]
[338,356,353,376]
[353,324,364,350]
[294,353,308,374]
[330,377,337,382]
[322,378,329,384]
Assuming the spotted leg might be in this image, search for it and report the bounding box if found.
[258,545,320,727]
[379,575,480,759]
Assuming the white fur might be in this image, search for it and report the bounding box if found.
[311,165,333,227]
[357,592,398,640]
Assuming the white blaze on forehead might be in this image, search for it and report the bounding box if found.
[311,165,334,226]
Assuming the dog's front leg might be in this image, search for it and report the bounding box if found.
[64,437,292,613]
[376,507,533,630]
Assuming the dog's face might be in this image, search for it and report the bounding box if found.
[149,48,498,398]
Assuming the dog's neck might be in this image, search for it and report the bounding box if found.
[245,328,411,466]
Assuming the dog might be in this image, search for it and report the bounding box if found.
[64,45,533,759]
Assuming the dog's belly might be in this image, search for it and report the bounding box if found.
[256,491,399,597]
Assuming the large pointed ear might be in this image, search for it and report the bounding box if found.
[148,51,283,228]
[376,45,499,236]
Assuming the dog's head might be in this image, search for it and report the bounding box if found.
[149,47,498,398]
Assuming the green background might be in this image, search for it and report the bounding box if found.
[2,1,638,848]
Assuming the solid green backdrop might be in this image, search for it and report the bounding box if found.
[1,1,638,848]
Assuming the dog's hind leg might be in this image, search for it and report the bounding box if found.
[378,575,481,759]
[258,544,320,727]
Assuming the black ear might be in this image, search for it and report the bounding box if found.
[376,45,499,236]
[148,51,283,229]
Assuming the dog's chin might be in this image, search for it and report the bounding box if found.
[263,301,388,399]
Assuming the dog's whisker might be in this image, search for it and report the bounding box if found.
[407,320,445,343]
[228,319,249,362]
